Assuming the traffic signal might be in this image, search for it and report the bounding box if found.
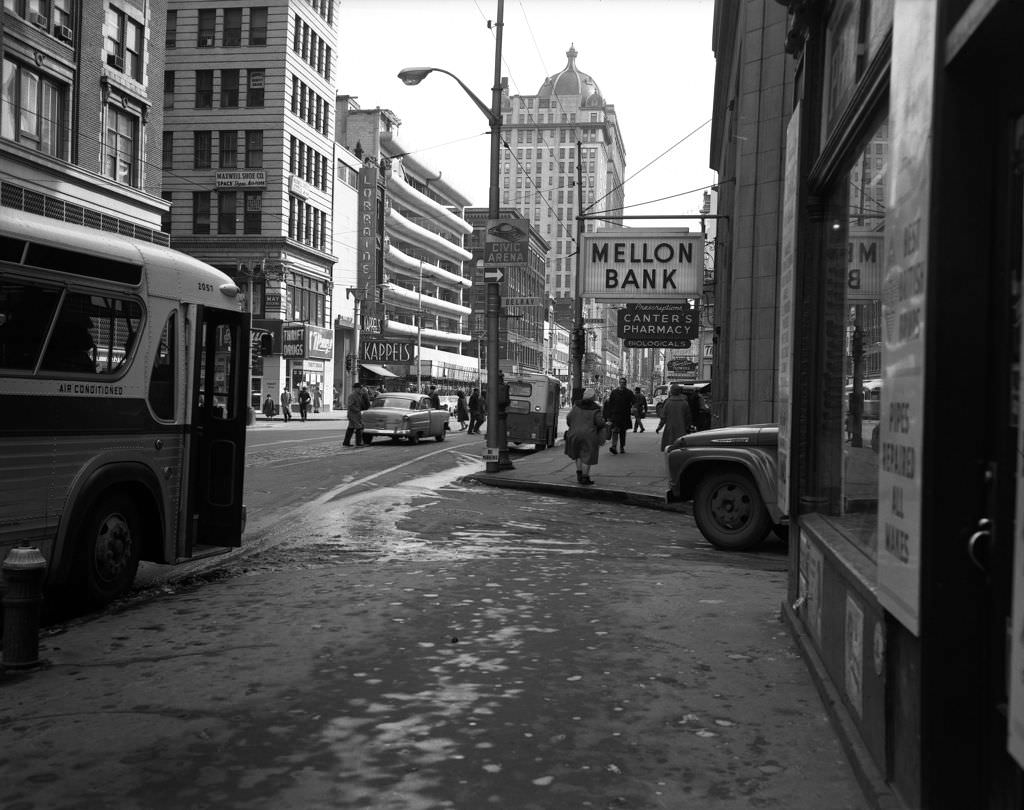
[345,355,353,371]
[571,328,585,358]
[258,333,273,356]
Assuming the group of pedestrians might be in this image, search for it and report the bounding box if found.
[563,379,697,487]
[262,384,323,423]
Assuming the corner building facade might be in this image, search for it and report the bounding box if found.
[2,0,170,242]
[712,0,1024,806]
[162,0,338,413]
[335,100,478,390]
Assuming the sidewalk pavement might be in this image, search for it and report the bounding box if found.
[471,417,687,514]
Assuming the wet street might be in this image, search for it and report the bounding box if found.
[1,424,866,809]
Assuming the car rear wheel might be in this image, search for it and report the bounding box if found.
[435,427,445,442]
[409,433,420,445]
[693,469,772,551]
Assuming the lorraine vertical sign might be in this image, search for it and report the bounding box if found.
[581,228,704,300]
[483,219,530,268]
[617,302,698,348]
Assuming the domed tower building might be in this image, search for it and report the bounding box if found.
[497,46,626,379]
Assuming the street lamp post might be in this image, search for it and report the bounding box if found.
[398,0,506,473]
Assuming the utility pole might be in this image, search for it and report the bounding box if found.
[346,288,363,391]
[571,139,585,403]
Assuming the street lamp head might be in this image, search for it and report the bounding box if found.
[398,67,434,86]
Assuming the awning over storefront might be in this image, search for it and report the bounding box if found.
[360,363,399,378]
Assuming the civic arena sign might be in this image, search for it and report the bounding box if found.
[580,228,704,300]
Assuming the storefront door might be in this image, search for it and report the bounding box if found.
[982,110,1024,810]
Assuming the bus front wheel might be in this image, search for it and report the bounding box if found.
[77,493,142,606]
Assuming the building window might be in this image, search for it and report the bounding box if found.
[286,273,326,327]
[105,5,144,82]
[249,7,267,46]
[220,69,238,108]
[223,7,242,46]
[219,130,237,168]
[218,191,237,234]
[161,130,173,170]
[195,70,212,108]
[1,57,66,158]
[805,114,889,555]
[192,191,210,234]
[193,130,211,169]
[163,70,174,109]
[244,191,262,234]
[244,130,262,167]
[166,10,177,48]
[197,8,215,47]
[246,69,264,107]
[104,105,137,186]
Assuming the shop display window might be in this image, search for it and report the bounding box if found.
[810,113,889,558]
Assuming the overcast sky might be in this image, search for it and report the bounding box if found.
[336,0,718,225]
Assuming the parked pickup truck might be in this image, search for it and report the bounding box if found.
[664,423,787,550]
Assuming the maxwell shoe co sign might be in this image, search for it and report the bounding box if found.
[580,228,704,300]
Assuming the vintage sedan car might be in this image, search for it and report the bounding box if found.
[664,423,787,550]
[361,394,449,444]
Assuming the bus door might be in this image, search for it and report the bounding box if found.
[187,305,250,554]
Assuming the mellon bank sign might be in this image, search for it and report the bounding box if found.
[580,228,704,300]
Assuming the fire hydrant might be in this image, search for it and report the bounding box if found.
[2,546,48,669]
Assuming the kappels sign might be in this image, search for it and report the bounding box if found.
[580,228,704,300]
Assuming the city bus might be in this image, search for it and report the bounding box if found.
[0,208,250,605]
[504,371,562,450]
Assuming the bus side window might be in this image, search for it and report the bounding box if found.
[41,297,97,373]
[40,292,142,375]
[148,312,176,420]
[0,280,61,370]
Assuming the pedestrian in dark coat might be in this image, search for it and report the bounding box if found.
[632,387,648,432]
[656,385,693,450]
[603,377,635,455]
[343,383,367,446]
[297,385,311,421]
[455,390,469,430]
[279,388,293,422]
[262,394,275,419]
[468,387,485,434]
[428,385,442,410]
[564,387,605,486]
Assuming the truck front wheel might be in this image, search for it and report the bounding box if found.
[693,470,772,551]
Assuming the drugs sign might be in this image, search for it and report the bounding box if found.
[617,302,698,341]
[581,228,704,300]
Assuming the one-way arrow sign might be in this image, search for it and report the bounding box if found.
[483,269,504,283]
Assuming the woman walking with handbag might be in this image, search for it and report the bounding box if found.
[563,388,606,486]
